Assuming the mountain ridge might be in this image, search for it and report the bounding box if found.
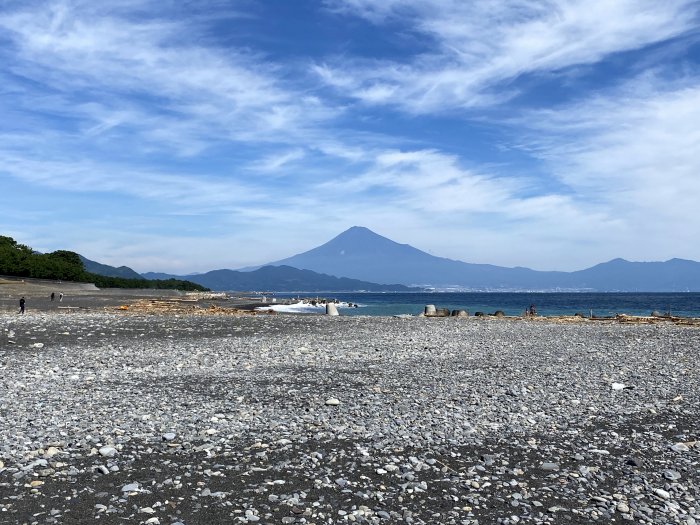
[91,227,700,292]
[79,255,143,280]
[263,226,700,291]
[141,265,417,292]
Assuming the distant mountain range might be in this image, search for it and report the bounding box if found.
[79,255,143,280]
[83,226,700,292]
[142,265,417,292]
[264,226,700,292]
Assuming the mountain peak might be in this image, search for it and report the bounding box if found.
[263,228,700,291]
[321,226,409,255]
[334,226,385,240]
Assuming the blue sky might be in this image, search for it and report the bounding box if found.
[1,0,700,274]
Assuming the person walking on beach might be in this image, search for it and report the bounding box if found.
[19,297,25,314]
[51,292,55,301]
[59,293,63,302]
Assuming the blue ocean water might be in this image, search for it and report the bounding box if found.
[272,292,700,317]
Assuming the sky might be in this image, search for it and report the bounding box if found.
[1,0,700,274]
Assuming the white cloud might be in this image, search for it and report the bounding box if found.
[0,1,338,154]
[0,153,265,208]
[514,75,700,261]
[321,0,699,112]
[249,148,307,173]
[312,147,620,266]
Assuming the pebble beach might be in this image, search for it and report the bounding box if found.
[1,310,699,525]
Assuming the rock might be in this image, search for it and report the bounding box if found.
[140,507,156,514]
[671,442,690,452]
[480,454,495,466]
[625,456,643,467]
[654,488,671,500]
[663,469,682,480]
[424,305,436,316]
[616,502,630,513]
[44,446,62,458]
[162,432,176,441]
[31,342,44,348]
[541,462,559,471]
[98,446,117,458]
[121,482,140,492]
[325,398,341,406]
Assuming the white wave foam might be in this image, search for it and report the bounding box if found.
[256,301,360,315]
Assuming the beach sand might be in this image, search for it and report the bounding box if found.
[0,308,699,524]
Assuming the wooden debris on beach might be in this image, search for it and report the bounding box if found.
[531,314,700,326]
[111,298,273,316]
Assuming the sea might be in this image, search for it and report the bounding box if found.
[257,292,700,317]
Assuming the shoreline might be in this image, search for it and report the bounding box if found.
[3,279,699,319]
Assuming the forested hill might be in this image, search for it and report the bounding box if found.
[0,236,208,291]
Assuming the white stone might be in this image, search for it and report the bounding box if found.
[654,488,671,500]
[672,443,690,452]
[98,446,117,458]
[44,447,61,458]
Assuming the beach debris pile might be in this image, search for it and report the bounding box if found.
[112,298,273,316]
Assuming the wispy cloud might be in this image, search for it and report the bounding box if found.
[513,74,700,260]
[320,0,699,112]
[248,148,307,173]
[0,0,338,154]
[0,152,266,208]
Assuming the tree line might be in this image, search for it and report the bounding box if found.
[0,236,208,291]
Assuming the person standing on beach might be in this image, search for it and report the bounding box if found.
[19,297,25,314]
[59,293,63,302]
[51,292,55,301]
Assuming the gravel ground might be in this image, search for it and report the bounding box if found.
[1,312,699,525]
